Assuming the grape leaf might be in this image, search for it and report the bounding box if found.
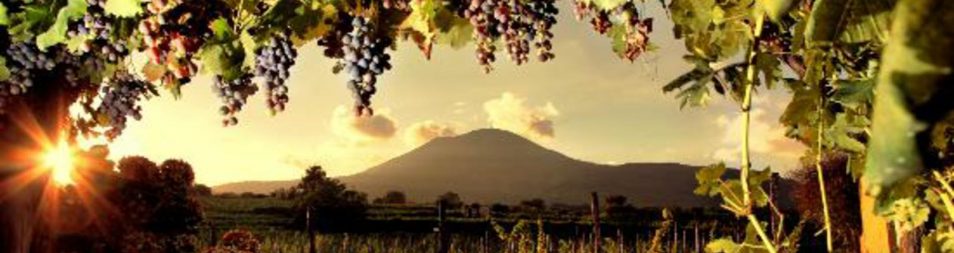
[864,0,954,197]
[830,78,874,111]
[705,238,741,252]
[434,10,473,49]
[694,163,727,196]
[754,52,780,89]
[804,0,895,47]
[9,4,55,42]
[825,113,869,153]
[584,0,627,11]
[0,2,10,25]
[760,0,795,22]
[104,0,143,17]
[401,0,439,57]
[36,0,88,50]
[663,65,714,109]
[0,56,9,81]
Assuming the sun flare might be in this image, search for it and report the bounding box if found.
[42,140,75,186]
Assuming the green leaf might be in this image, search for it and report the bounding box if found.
[434,9,472,49]
[830,78,874,111]
[705,238,741,252]
[864,0,954,197]
[103,0,142,17]
[694,163,727,196]
[36,0,88,49]
[804,0,895,47]
[9,5,55,42]
[209,18,235,42]
[754,52,780,89]
[199,42,245,80]
[0,2,10,25]
[0,56,9,81]
[760,0,796,22]
[825,113,869,153]
[588,0,627,11]
[885,198,930,233]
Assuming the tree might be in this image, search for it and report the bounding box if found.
[519,198,546,212]
[113,157,203,252]
[293,166,368,231]
[436,191,463,210]
[373,190,407,205]
[0,0,951,251]
[194,184,213,197]
[603,195,637,225]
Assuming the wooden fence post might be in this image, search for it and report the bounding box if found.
[437,200,450,253]
[590,192,600,253]
[307,207,316,253]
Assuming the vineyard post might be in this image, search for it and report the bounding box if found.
[437,200,449,253]
[694,224,700,253]
[307,206,316,253]
[590,192,600,253]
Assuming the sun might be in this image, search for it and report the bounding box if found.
[42,140,75,186]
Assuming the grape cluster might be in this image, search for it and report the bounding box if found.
[139,0,224,84]
[66,0,130,63]
[340,17,392,116]
[0,42,96,115]
[96,72,154,139]
[574,1,611,34]
[254,31,298,114]
[316,15,354,58]
[463,0,502,72]
[213,75,258,126]
[573,0,652,61]
[526,0,558,62]
[616,4,652,61]
[383,0,410,10]
[462,0,559,71]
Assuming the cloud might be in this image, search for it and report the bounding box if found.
[330,105,397,143]
[712,109,804,165]
[403,120,458,147]
[483,92,559,140]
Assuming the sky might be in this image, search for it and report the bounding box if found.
[79,2,805,186]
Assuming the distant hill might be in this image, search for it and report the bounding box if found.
[214,129,791,207]
[213,180,297,195]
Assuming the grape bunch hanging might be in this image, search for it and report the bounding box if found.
[0,42,92,115]
[68,0,129,63]
[462,0,559,73]
[573,0,653,62]
[255,31,298,114]
[525,0,558,62]
[339,17,393,116]
[214,74,258,126]
[138,0,226,84]
[96,72,156,139]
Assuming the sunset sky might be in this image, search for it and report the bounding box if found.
[80,3,804,186]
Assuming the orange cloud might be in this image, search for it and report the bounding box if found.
[403,120,458,147]
[330,105,397,143]
[483,92,559,140]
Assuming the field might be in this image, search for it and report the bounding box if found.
[197,196,765,252]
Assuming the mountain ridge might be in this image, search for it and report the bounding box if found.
[214,128,782,207]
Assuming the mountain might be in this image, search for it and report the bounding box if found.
[214,129,790,207]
